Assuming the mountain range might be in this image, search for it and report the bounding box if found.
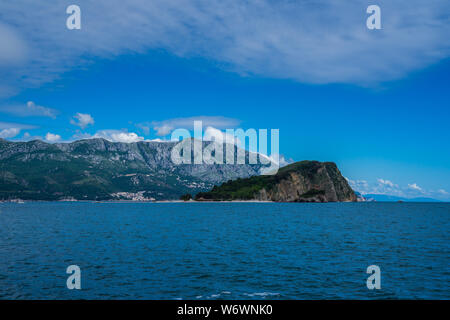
[0,138,266,201]
[0,138,358,202]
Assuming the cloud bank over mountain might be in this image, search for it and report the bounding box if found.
[138,116,240,137]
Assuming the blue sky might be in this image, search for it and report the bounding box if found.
[0,1,449,200]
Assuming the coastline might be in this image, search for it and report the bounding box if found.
[0,199,275,204]
[1,199,448,204]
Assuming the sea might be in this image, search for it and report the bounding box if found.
[0,202,448,299]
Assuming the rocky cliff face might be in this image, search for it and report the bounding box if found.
[196,161,357,202]
[256,162,356,202]
[0,138,265,200]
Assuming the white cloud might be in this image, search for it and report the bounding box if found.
[278,155,292,168]
[408,183,423,192]
[347,177,450,199]
[142,116,240,136]
[70,132,93,141]
[108,132,143,143]
[0,101,58,118]
[203,126,240,144]
[0,22,27,67]
[349,177,405,197]
[154,125,173,137]
[148,138,170,143]
[13,131,43,142]
[0,121,36,130]
[135,123,151,135]
[0,127,21,139]
[70,113,95,129]
[260,154,292,168]
[3,0,448,95]
[202,125,290,168]
[377,178,397,188]
[45,132,61,142]
[92,130,145,143]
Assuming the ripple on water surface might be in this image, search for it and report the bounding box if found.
[0,202,449,299]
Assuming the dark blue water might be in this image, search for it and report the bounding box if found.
[0,202,449,299]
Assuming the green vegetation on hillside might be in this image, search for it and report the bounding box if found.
[180,193,192,201]
[195,160,356,202]
[195,160,332,200]
[0,139,213,200]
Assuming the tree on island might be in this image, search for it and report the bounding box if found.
[180,194,192,201]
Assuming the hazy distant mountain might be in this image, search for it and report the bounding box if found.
[363,194,442,202]
[0,138,267,201]
[195,161,357,202]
